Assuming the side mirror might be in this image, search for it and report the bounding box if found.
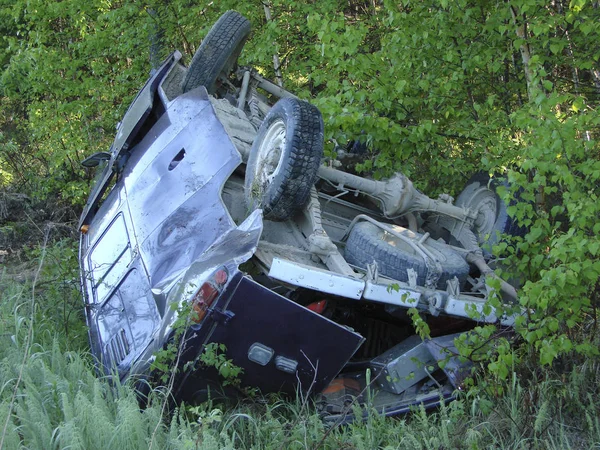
[81,152,111,168]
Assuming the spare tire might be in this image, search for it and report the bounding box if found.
[181,11,251,94]
[245,98,324,221]
[455,172,525,252]
[345,221,469,289]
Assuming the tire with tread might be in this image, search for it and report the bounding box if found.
[245,98,324,221]
[345,221,469,289]
[181,11,250,94]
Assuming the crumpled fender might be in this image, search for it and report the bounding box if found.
[151,209,263,342]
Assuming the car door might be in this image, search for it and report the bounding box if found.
[202,274,365,395]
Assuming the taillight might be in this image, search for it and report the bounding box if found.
[191,267,228,324]
[214,269,228,285]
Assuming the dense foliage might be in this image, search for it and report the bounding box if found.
[1,0,600,425]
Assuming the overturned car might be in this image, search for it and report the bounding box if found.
[78,11,522,420]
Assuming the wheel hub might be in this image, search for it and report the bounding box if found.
[254,119,286,191]
[469,187,498,238]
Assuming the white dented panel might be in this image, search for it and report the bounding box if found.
[363,281,421,307]
[444,296,517,326]
[269,258,364,299]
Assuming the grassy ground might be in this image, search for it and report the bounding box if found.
[1,239,599,449]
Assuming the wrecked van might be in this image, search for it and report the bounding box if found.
[78,11,521,420]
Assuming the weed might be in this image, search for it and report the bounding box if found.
[199,343,244,386]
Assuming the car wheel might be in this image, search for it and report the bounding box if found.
[244,98,324,221]
[181,11,251,94]
[345,221,469,289]
[455,172,525,251]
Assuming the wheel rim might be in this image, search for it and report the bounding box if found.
[254,119,286,192]
[467,187,498,239]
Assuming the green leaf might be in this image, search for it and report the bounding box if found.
[549,43,562,55]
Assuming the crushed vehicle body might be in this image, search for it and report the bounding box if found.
[79,11,522,420]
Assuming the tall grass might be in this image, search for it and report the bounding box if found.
[0,240,599,449]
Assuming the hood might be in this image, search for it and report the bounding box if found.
[121,87,245,287]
